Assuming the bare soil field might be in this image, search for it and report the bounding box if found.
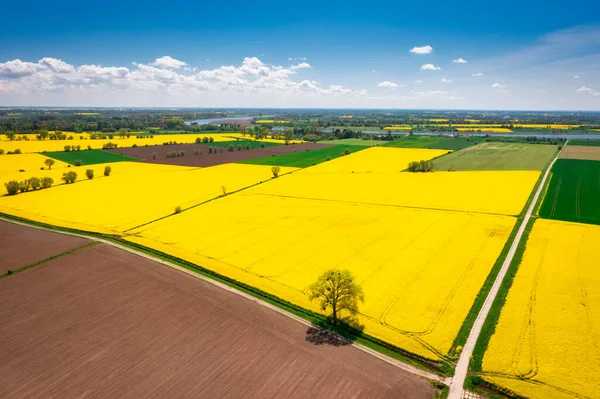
[107,142,332,167]
[0,220,89,275]
[0,241,433,398]
[559,145,600,160]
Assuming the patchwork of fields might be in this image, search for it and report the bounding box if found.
[6,132,600,398]
[538,159,600,225]
[0,162,296,233]
[482,219,600,399]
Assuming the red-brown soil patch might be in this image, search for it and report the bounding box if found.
[0,220,89,275]
[107,142,333,167]
[0,243,433,399]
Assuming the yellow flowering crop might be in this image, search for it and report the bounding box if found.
[482,219,600,398]
[0,163,296,234]
[0,154,69,175]
[456,127,513,133]
[0,133,252,153]
[252,148,538,215]
[128,191,515,360]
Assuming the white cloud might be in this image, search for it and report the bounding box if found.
[472,72,484,77]
[290,62,311,70]
[453,58,468,64]
[151,56,187,69]
[371,70,376,73]
[378,81,398,88]
[0,59,42,78]
[492,83,506,89]
[576,86,600,96]
[414,80,422,84]
[574,75,580,79]
[409,90,457,99]
[359,89,368,95]
[421,64,441,71]
[441,78,452,83]
[410,45,433,54]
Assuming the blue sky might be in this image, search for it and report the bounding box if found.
[1,0,599,109]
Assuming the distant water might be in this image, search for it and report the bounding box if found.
[185,116,262,126]
[323,129,600,139]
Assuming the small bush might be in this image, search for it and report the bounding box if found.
[228,144,234,152]
[74,159,82,166]
[221,185,227,196]
[5,180,20,195]
[19,169,25,172]
[326,156,331,161]
[62,171,77,184]
[201,136,209,143]
[19,180,32,192]
[86,169,94,180]
[0,149,4,155]
[28,177,41,190]
[88,145,92,150]
[174,205,182,214]
[6,270,12,275]
[219,147,224,153]
[209,137,214,143]
[208,147,213,154]
[558,145,563,150]
[260,143,265,148]
[76,145,81,151]
[152,152,157,160]
[14,149,22,154]
[344,148,351,155]
[132,144,137,147]
[64,145,71,152]
[271,166,281,178]
[245,143,251,150]
[104,165,112,176]
[41,177,53,189]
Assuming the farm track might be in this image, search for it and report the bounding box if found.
[0,216,449,388]
[448,143,566,399]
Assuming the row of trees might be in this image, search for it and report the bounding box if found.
[5,177,54,195]
[407,160,434,172]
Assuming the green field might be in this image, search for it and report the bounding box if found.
[538,159,600,225]
[433,142,557,171]
[317,138,384,146]
[239,145,365,168]
[567,139,600,147]
[44,149,137,165]
[385,136,482,151]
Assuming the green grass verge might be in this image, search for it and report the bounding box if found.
[0,242,98,280]
[0,212,452,377]
[44,149,137,165]
[433,142,557,171]
[239,145,366,168]
[538,159,600,225]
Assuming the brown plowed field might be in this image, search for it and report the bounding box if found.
[107,142,332,167]
[0,241,433,398]
[559,145,600,160]
[0,220,89,275]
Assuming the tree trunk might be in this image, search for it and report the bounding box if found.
[332,305,337,326]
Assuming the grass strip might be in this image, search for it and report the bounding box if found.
[0,241,99,280]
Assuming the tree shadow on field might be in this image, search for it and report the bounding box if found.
[305,316,365,347]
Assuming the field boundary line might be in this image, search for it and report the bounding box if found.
[0,215,448,386]
[0,241,98,279]
[448,141,566,399]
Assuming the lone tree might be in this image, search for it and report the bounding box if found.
[308,269,364,326]
[271,166,280,178]
[44,158,55,170]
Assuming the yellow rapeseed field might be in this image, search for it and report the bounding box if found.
[482,219,600,398]
[128,191,516,360]
[0,163,296,233]
[251,147,539,216]
[456,127,513,133]
[302,147,449,173]
[0,133,267,153]
[0,154,69,175]
[384,125,413,131]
